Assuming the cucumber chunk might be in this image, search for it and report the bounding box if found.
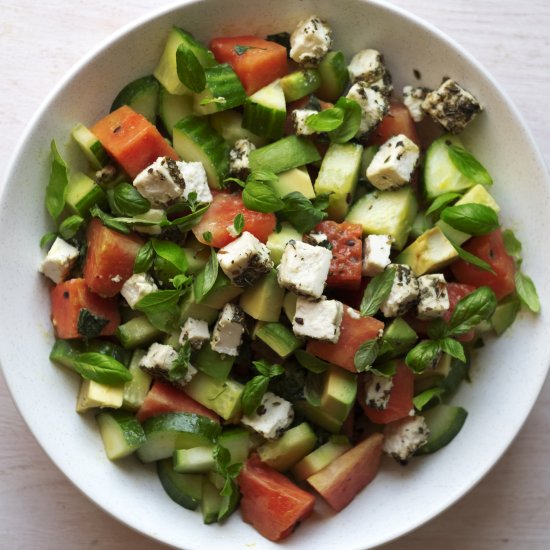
[96,410,146,460]
[201,477,223,524]
[280,69,321,102]
[111,75,160,123]
[249,135,320,174]
[122,350,152,411]
[242,79,286,139]
[65,172,107,217]
[416,405,468,455]
[194,64,247,116]
[157,458,203,510]
[158,86,194,135]
[254,321,301,358]
[116,315,163,349]
[210,110,266,147]
[174,445,216,473]
[193,342,235,381]
[71,124,108,169]
[317,51,349,102]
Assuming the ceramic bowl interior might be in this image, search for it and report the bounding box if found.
[1,0,549,549]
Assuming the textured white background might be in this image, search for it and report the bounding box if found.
[0,1,549,549]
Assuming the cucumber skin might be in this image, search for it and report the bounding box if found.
[416,405,468,455]
[111,75,160,123]
[156,459,202,511]
[194,64,247,116]
[317,51,349,102]
[242,99,286,140]
[280,69,321,102]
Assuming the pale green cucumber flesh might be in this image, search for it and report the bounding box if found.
[157,459,202,510]
[116,316,164,349]
[111,75,160,123]
[193,342,235,381]
[173,445,216,473]
[122,350,152,411]
[158,86,194,134]
[242,79,287,139]
[65,172,107,217]
[71,124,108,169]
[317,51,348,102]
[209,110,266,147]
[201,477,223,524]
[96,410,146,460]
[194,64,247,115]
[280,69,321,102]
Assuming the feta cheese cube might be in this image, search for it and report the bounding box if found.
[277,240,332,299]
[403,85,430,122]
[229,139,256,180]
[39,237,79,283]
[421,78,482,134]
[120,272,158,309]
[291,109,318,136]
[218,231,273,287]
[370,72,393,97]
[289,15,333,67]
[380,264,419,317]
[366,134,420,190]
[293,296,343,343]
[241,392,294,440]
[133,156,184,207]
[364,373,394,410]
[179,317,210,349]
[140,342,197,387]
[417,274,450,319]
[304,231,330,248]
[348,49,386,85]
[362,234,392,276]
[346,81,389,137]
[383,415,430,462]
[211,303,245,356]
[178,161,213,204]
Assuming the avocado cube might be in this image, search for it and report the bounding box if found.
[291,436,352,481]
[320,366,358,422]
[272,167,315,199]
[294,400,344,433]
[76,380,124,412]
[193,342,235,381]
[266,223,303,265]
[194,269,243,310]
[239,269,285,321]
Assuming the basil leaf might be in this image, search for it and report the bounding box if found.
[134,241,155,273]
[447,144,493,186]
[354,339,380,372]
[233,213,245,236]
[213,444,231,472]
[279,191,327,234]
[195,250,218,302]
[249,170,278,184]
[164,204,210,231]
[360,266,396,317]
[242,181,284,213]
[294,350,331,374]
[405,340,442,373]
[427,317,448,340]
[369,360,397,378]
[449,240,495,273]
[241,375,269,416]
[176,43,206,93]
[202,231,213,243]
[413,387,445,412]
[77,309,109,339]
[439,337,466,363]
[45,140,69,221]
[447,286,498,336]
[171,273,192,291]
[515,272,540,313]
[253,359,284,378]
[306,107,344,132]
[135,289,181,332]
[59,215,84,240]
[72,352,132,385]
[112,182,150,216]
[311,192,332,212]
[90,205,130,234]
[168,341,191,382]
[304,371,324,407]
[40,232,57,249]
[440,204,499,236]
[426,192,461,217]
[502,229,522,261]
[328,97,362,144]
[152,239,188,274]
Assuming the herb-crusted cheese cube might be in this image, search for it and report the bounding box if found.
[380,264,419,317]
[366,134,420,190]
[370,72,393,97]
[140,342,197,387]
[383,415,430,462]
[120,272,158,309]
[289,15,333,67]
[133,156,184,207]
[348,49,386,85]
[417,274,450,319]
[291,109,318,136]
[211,303,245,356]
[178,161,213,204]
[277,240,332,299]
[229,139,256,181]
[218,231,273,287]
[403,85,430,122]
[346,81,389,137]
[304,231,330,248]
[364,373,394,410]
[179,317,210,349]
[241,392,294,440]
[39,237,79,283]
[421,78,482,134]
[362,234,392,276]
[293,296,343,343]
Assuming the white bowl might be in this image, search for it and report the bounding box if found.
[1,0,549,548]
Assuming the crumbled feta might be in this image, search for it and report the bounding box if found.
[403,85,430,122]
[383,415,430,462]
[140,342,197,387]
[178,161,213,204]
[218,231,273,287]
[417,274,450,320]
[120,272,158,309]
[380,264,419,317]
[179,317,210,349]
[289,15,333,67]
[346,81,389,137]
[39,237,79,284]
[134,208,165,236]
[362,234,392,276]
[211,303,245,356]
[421,78,482,134]
[366,134,420,190]
[304,231,330,248]
[369,72,394,97]
[291,108,318,136]
[229,139,256,181]
[277,240,332,299]
[241,392,294,440]
[364,373,394,410]
[293,296,343,343]
[133,156,184,207]
[348,49,386,85]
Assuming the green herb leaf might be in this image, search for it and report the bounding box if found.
[59,215,84,240]
[369,360,398,378]
[294,350,331,374]
[439,337,466,363]
[306,107,344,132]
[233,213,245,236]
[449,240,495,273]
[72,352,132,385]
[45,140,69,221]
[447,286,498,336]
[427,317,448,340]
[279,191,327,234]
[135,289,182,332]
[40,232,57,249]
[354,339,380,372]
[213,444,231,472]
[77,309,109,339]
[304,371,324,407]
[200,250,218,299]
[111,182,151,216]
[176,43,206,93]
[89,205,131,234]
[447,144,493,186]
[249,170,278,185]
[164,204,210,232]
[134,241,155,273]
[311,192,332,211]
[502,229,522,261]
[515,272,541,313]
[168,341,191,382]
[223,177,246,189]
[426,192,461,217]
[241,375,270,416]
[171,273,192,291]
[405,340,442,373]
[253,359,284,378]
[328,97,362,144]
[440,204,499,236]
[202,231,213,243]
[360,266,396,317]
[242,180,284,213]
[413,387,445,411]
[152,239,188,274]
[233,45,266,55]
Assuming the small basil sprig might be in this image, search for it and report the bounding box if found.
[111,182,151,216]
[202,231,213,243]
[233,213,245,236]
[449,239,495,273]
[168,341,191,383]
[59,215,84,240]
[306,108,344,132]
[176,44,206,93]
[241,360,284,416]
[40,232,57,249]
[77,309,109,339]
[440,204,499,235]
[360,266,396,317]
[212,444,242,521]
[135,289,183,332]
[45,140,69,221]
[328,97,362,144]
[134,241,155,273]
[72,352,132,385]
[425,192,461,217]
[278,191,328,234]
[194,250,218,302]
[294,350,331,374]
[152,239,188,274]
[242,180,284,213]
[234,45,266,55]
[354,339,381,373]
[447,144,493,186]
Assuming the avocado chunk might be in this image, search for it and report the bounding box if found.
[194,268,243,309]
[239,269,285,321]
[180,288,220,324]
[315,142,363,221]
[266,223,303,265]
[193,342,235,381]
[272,167,316,199]
[254,321,302,358]
[76,380,124,412]
[294,399,344,433]
[377,318,418,363]
[320,365,358,423]
[282,292,298,322]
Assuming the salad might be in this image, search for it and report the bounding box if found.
[39,14,540,542]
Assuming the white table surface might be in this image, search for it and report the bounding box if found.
[1,1,549,548]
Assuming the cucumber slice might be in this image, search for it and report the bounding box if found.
[122,350,152,411]
[174,445,216,473]
[210,110,266,147]
[173,115,230,189]
[291,435,351,481]
[180,288,219,324]
[249,135,321,174]
[158,86,194,135]
[65,172,107,217]
[280,69,321,102]
[491,296,521,336]
[194,64,247,116]
[201,477,223,524]
[50,339,131,370]
[317,51,348,102]
[157,458,202,510]
[193,342,235,381]
[254,321,301,358]
[96,410,146,460]
[242,79,286,139]
[111,75,160,123]
[416,405,468,455]
[154,27,216,95]
[71,124,108,169]
[218,427,252,464]
[116,315,163,349]
[136,412,221,463]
